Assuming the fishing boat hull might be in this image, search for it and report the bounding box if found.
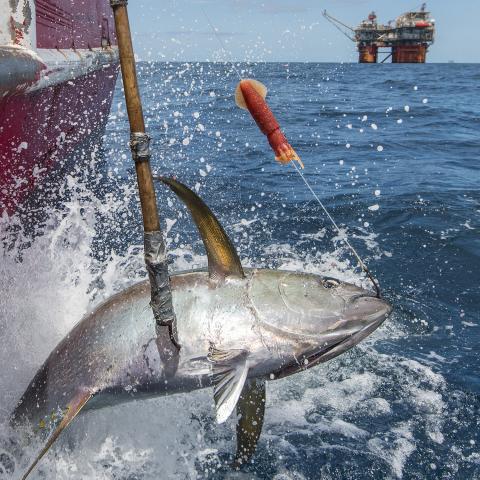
[0,0,119,216]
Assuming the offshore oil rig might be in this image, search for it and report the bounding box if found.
[323,3,435,63]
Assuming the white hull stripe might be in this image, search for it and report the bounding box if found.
[28,46,119,93]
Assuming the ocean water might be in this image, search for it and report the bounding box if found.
[0,62,479,479]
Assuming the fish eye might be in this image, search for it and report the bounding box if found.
[323,278,340,289]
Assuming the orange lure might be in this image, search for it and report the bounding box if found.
[235,79,304,168]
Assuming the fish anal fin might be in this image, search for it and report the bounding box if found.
[208,346,249,424]
[235,79,268,110]
[157,177,244,281]
[234,379,266,468]
[21,388,94,480]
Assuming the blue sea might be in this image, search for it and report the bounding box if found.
[1,63,479,479]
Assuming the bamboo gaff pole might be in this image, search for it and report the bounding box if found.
[110,0,180,350]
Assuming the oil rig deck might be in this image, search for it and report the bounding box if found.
[323,3,435,63]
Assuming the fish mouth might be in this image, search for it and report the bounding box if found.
[273,296,392,380]
[344,294,392,323]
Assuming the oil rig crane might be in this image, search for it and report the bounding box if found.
[322,10,356,42]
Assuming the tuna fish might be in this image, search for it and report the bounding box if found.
[12,178,391,479]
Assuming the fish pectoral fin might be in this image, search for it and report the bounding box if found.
[20,388,94,480]
[157,177,244,281]
[208,346,249,424]
[235,79,268,110]
[234,379,266,469]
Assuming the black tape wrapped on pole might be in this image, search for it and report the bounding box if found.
[110,0,180,352]
[132,132,179,350]
[144,230,178,342]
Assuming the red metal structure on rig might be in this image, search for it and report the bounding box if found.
[323,3,435,64]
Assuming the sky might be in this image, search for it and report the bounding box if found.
[128,0,479,63]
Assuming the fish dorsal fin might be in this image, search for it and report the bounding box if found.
[208,345,249,423]
[234,379,266,468]
[20,388,94,480]
[235,79,268,110]
[158,177,244,281]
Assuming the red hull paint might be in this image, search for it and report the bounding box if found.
[0,64,118,215]
[36,0,117,49]
[1,0,119,216]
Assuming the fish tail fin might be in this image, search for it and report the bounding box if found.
[235,79,268,109]
[20,389,93,480]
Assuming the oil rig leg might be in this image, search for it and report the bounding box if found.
[392,45,427,63]
[358,45,378,63]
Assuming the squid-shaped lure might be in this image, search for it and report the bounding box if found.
[235,79,304,168]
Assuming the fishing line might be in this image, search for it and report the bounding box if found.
[201,9,381,297]
[291,162,381,297]
[201,7,243,81]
